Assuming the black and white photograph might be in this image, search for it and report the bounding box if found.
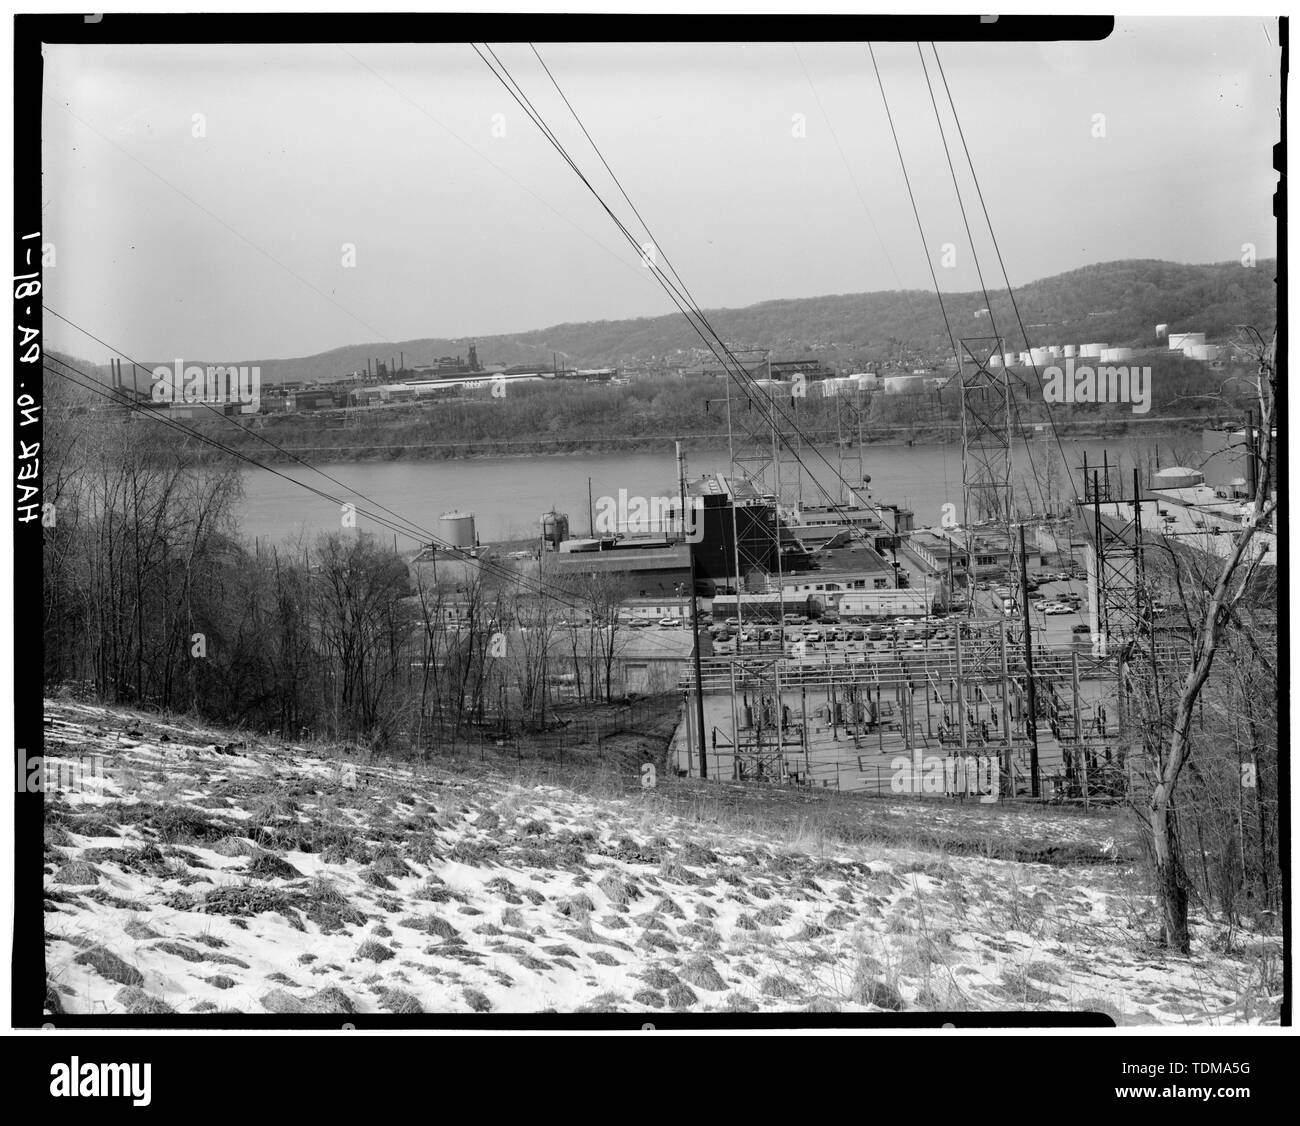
[11,5,1289,1083]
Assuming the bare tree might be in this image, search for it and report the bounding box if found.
[1130,330,1276,952]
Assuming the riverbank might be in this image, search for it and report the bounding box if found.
[218,415,1219,465]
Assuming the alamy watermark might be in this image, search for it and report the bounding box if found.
[593,490,705,542]
[151,359,261,413]
[890,751,1000,803]
[18,754,108,794]
[1042,358,1151,414]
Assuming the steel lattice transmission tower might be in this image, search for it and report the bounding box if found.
[958,337,1015,528]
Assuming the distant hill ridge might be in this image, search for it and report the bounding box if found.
[62,258,1277,387]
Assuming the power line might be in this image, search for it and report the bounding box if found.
[928,43,1083,509]
[867,43,961,374]
[46,353,717,663]
[910,48,1059,531]
[335,44,658,290]
[45,355,638,628]
[481,43,905,525]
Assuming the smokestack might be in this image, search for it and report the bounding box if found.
[676,440,687,540]
[400,351,404,373]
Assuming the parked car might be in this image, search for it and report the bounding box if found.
[629,618,652,628]
[1044,603,1074,616]
[659,618,681,628]
[1071,623,1091,634]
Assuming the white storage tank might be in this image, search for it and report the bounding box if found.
[1156,323,1169,339]
[1099,347,1134,363]
[989,353,1003,368]
[1168,331,1206,351]
[1030,347,1052,367]
[1063,344,1078,358]
[1003,353,1017,367]
[1152,466,1204,490]
[439,511,477,548]
[1187,343,1221,362]
[1048,345,1062,357]
[882,374,925,394]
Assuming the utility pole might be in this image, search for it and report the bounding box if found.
[588,477,595,538]
[999,620,1012,795]
[1072,649,1088,810]
[689,550,708,779]
[1018,523,1041,797]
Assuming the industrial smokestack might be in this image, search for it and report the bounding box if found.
[676,440,687,541]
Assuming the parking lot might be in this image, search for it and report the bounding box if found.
[698,572,1096,660]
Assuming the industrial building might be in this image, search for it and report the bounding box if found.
[547,536,695,595]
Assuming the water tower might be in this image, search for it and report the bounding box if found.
[541,510,570,551]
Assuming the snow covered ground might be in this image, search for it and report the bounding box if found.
[42,700,1281,1022]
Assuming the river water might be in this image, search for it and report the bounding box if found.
[235,433,1178,549]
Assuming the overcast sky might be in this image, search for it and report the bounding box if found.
[43,19,1280,363]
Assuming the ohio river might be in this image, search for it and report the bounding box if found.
[235,434,1171,548]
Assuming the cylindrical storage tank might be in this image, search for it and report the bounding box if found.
[541,510,569,549]
[1063,344,1078,357]
[1003,353,1017,367]
[1048,345,1062,357]
[989,354,1002,368]
[439,511,477,548]
[1019,351,1031,365]
[1152,466,1204,490]
[1030,348,1052,367]
[1187,343,1221,362]
[883,375,924,393]
[1168,331,1205,351]
[1156,323,1169,338]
